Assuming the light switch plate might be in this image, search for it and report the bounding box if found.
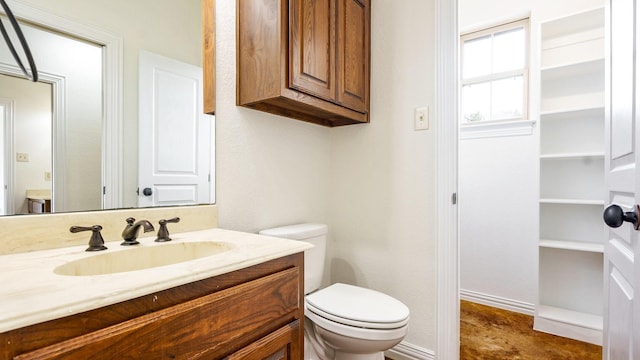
[414,106,429,131]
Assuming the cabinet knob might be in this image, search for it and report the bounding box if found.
[603,204,640,230]
[142,187,153,196]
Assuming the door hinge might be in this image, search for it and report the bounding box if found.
[452,193,457,205]
[103,186,106,195]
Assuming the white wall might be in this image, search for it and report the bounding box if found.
[459,0,604,310]
[216,0,438,352]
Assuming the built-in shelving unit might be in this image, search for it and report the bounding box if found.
[535,7,605,346]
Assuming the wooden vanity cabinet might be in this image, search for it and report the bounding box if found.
[237,0,371,127]
[0,253,304,360]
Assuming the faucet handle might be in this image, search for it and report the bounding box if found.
[70,225,107,252]
[155,217,180,242]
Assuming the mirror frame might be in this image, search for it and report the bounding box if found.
[2,1,124,209]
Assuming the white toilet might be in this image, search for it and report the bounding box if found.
[259,223,409,360]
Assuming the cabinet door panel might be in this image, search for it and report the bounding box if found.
[227,320,301,360]
[337,0,370,113]
[290,0,335,101]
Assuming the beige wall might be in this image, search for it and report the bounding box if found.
[214,1,332,233]
[216,0,437,351]
[328,0,437,348]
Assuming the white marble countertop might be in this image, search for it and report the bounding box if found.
[0,228,311,333]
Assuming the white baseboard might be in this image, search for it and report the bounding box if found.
[385,341,435,360]
[460,289,535,316]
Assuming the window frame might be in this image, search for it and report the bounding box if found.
[460,18,531,133]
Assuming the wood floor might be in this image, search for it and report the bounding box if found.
[460,300,602,359]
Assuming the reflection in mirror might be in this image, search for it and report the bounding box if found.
[0,0,212,216]
[0,74,52,215]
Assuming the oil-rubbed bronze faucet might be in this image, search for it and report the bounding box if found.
[155,217,180,242]
[70,225,107,251]
[121,217,155,246]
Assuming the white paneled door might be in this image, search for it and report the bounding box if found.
[138,51,211,208]
[603,0,640,358]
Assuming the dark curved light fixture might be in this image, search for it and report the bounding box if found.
[0,0,38,82]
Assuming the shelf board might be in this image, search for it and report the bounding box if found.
[540,198,604,206]
[540,152,604,160]
[535,304,603,345]
[541,58,604,81]
[539,239,604,253]
[540,106,604,118]
[541,57,605,74]
[541,7,605,41]
[536,304,602,330]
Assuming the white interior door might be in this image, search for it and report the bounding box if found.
[603,0,640,358]
[138,50,211,207]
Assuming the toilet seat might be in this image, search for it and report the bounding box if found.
[305,305,409,342]
[305,283,410,330]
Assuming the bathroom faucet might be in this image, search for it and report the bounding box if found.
[70,225,107,252]
[155,217,180,242]
[121,217,155,246]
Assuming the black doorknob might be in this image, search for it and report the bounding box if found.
[142,187,153,196]
[603,204,639,230]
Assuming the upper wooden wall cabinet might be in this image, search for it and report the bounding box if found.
[203,0,215,115]
[237,0,371,127]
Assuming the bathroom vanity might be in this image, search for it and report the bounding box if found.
[0,228,309,359]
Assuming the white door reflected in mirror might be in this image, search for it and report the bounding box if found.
[138,50,213,208]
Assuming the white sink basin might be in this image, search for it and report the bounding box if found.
[54,241,235,276]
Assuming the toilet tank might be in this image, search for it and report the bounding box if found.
[259,223,327,294]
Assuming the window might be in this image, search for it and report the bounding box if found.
[461,19,529,125]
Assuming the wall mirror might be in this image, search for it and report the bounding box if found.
[0,0,213,216]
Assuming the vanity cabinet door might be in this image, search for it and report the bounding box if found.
[12,266,301,360]
[227,320,302,360]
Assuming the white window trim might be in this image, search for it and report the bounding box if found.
[460,18,532,139]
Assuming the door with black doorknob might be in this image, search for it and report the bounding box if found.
[602,0,640,357]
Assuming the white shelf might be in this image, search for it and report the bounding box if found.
[539,239,604,253]
[540,198,604,205]
[540,106,604,118]
[541,8,605,41]
[536,304,603,330]
[538,6,605,346]
[540,152,604,159]
[534,305,603,345]
[541,58,604,81]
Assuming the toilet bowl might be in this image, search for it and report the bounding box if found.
[259,224,410,360]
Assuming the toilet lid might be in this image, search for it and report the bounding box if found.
[305,283,409,329]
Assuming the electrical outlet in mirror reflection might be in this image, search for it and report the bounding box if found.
[16,153,29,162]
